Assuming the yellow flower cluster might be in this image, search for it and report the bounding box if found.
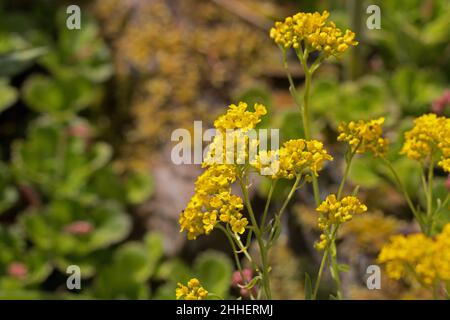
[252,139,333,179]
[401,114,450,172]
[180,103,268,239]
[214,102,267,132]
[179,165,247,240]
[203,102,266,166]
[315,194,367,250]
[176,278,208,300]
[378,224,450,286]
[203,129,260,167]
[337,117,389,157]
[439,158,450,172]
[270,11,358,57]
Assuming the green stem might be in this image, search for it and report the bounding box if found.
[238,171,272,299]
[327,226,343,299]
[261,179,277,230]
[426,160,434,235]
[217,225,255,300]
[302,69,312,140]
[312,246,329,300]
[296,50,321,207]
[238,172,260,235]
[346,0,364,80]
[277,174,302,219]
[329,239,343,299]
[337,149,356,200]
[281,48,297,95]
[267,174,305,247]
[382,158,425,230]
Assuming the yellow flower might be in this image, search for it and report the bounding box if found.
[179,165,245,240]
[252,139,333,179]
[315,194,367,250]
[214,102,267,132]
[439,158,450,173]
[179,165,247,239]
[203,129,259,167]
[176,278,208,300]
[378,224,450,286]
[401,114,450,171]
[337,117,388,157]
[434,224,450,282]
[270,11,358,57]
[230,216,248,234]
[203,102,267,167]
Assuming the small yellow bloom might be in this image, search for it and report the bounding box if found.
[314,194,367,250]
[401,114,450,171]
[179,165,244,240]
[439,158,450,173]
[214,102,267,132]
[270,11,358,57]
[337,117,388,157]
[378,224,450,286]
[230,216,248,234]
[176,278,208,300]
[252,139,333,179]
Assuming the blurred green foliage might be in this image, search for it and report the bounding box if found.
[0,2,233,299]
[0,0,448,300]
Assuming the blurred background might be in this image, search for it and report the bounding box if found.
[0,0,449,299]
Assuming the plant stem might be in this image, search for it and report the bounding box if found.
[282,47,322,206]
[218,225,255,300]
[238,171,272,299]
[302,69,312,140]
[337,149,356,200]
[261,179,277,230]
[312,246,329,300]
[426,160,434,235]
[238,172,260,235]
[382,158,425,229]
[277,174,302,219]
[329,239,343,299]
[281,49,296,94]
[346,0,364,80]
[296,50,321,206]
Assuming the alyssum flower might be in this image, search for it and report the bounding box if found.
[401,113,450,172]
[252,139,333,179]
[176,278,208,300]
[337,117,389,157]
[378,223,450,287]
[270,11,358,57]
[315,194,368,250]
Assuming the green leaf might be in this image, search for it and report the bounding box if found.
[338,264,350,273]
[349,157,383,188]
[125,172,154,205]
[0,47,47,77]
[0,163,18,214]
[153,283,177,300]
[91,236,162,299]
[144,233,164,277]
[20,199,131,256]
[22,74,95,115]
[41,10,112,83]
[0,79,18,113]
[304,272,312,300]
[194,251,233,298]
[155,259,192,284]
